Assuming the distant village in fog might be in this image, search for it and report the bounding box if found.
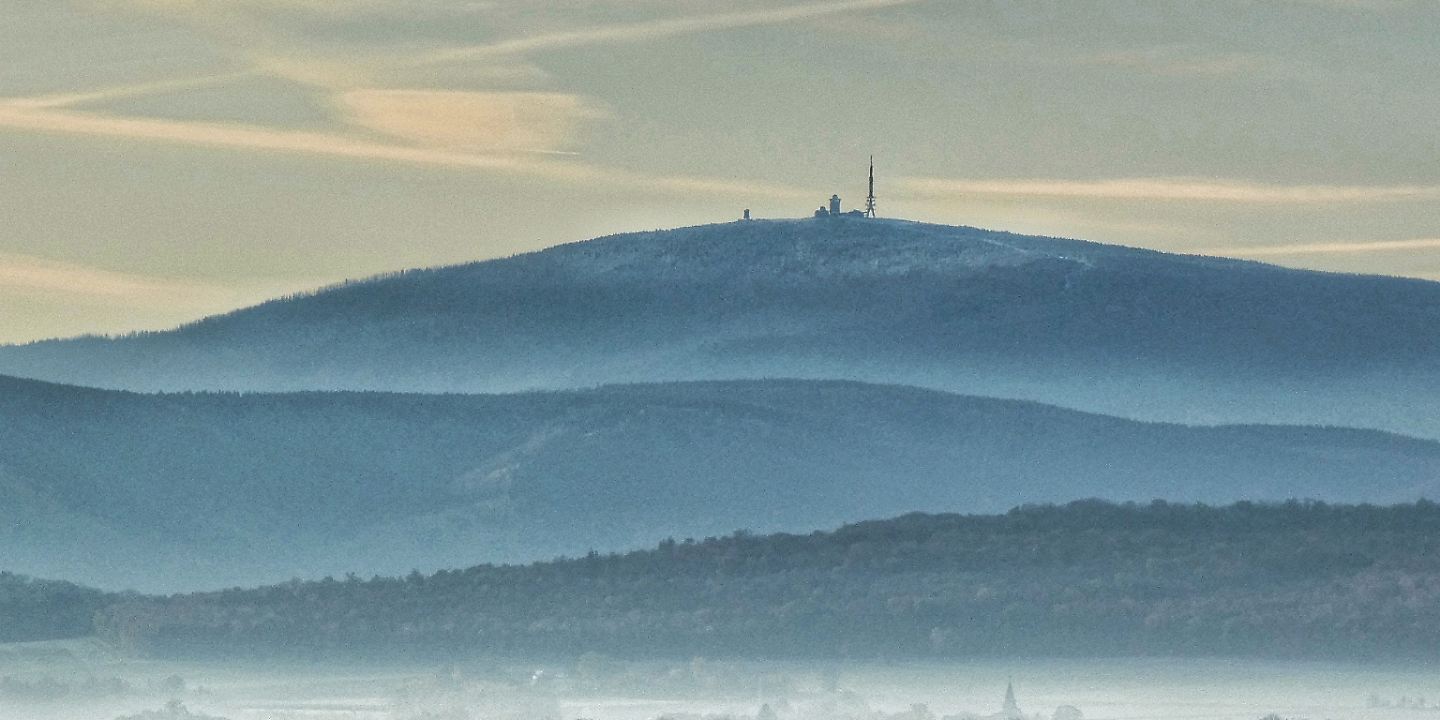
[653,681,1083,720]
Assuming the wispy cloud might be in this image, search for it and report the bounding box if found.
[0,1,916,202]
[337,89,610,153]
[0,252,334,342]
[0,103,528,169]
[0,252,243,307]
[5,71,256,109]
[1207,238,1440,257]
[0,101,809,200]
[0,0,902,197]
[108,0,923,82]
[414,0,920,65]
[1292,0,1411,9]
[899,177,1440,204]
[255,54,549,90]
[1075,46,1305,80]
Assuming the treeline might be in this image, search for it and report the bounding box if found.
[0,572,114,643]
[83,500,1440,661]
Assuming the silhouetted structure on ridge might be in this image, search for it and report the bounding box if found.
[865,154,877,217]
[815,157,878,218]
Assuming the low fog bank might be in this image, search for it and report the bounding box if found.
[1,649,1437,720]
[8,501,1440,720]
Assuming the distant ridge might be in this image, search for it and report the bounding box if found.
[3,374,1438,592]
[2,219,1436,437]
[83,501,1440,661]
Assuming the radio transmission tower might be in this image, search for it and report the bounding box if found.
[864,155,877,218]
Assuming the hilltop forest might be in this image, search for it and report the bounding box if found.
[59,501,1440,662]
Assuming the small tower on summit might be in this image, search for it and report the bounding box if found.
[864,155,877,218]
[829,194,842,215]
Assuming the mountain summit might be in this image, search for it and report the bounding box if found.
[3,219,1437,435]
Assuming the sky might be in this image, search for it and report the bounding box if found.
[2,0,1439,344]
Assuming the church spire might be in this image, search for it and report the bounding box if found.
[1004,678,1020,714]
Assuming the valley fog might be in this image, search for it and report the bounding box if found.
[4,0,1437,718]
[3,643,1436,720]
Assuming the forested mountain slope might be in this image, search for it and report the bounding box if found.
[4,219,1438,436]
[93,501,1440,661]
[3,375,1439,592]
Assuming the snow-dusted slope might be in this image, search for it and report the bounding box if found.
[3,218,1438,435]
[3,374,1439,592]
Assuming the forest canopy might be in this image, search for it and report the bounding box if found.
[57,499,1440,661]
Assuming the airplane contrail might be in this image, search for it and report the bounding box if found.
[413,0,921,65]
[3,72,256,110]
[0,103,527,170]
[1209,238,1440,256]
[0,103,810,199]
[900,176,1440,204]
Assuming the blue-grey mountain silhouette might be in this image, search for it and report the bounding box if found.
[2,219,1436,437]
[3,374,1437,592]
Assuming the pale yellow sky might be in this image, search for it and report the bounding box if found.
[2,0,1439,343]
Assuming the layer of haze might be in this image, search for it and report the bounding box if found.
[2,0,1439,343]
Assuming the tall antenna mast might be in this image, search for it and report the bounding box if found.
[864,155,877,218]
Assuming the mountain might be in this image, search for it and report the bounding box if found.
[2,219,1439,437]
[3,374,1438,592]
[90,501,1440,661]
